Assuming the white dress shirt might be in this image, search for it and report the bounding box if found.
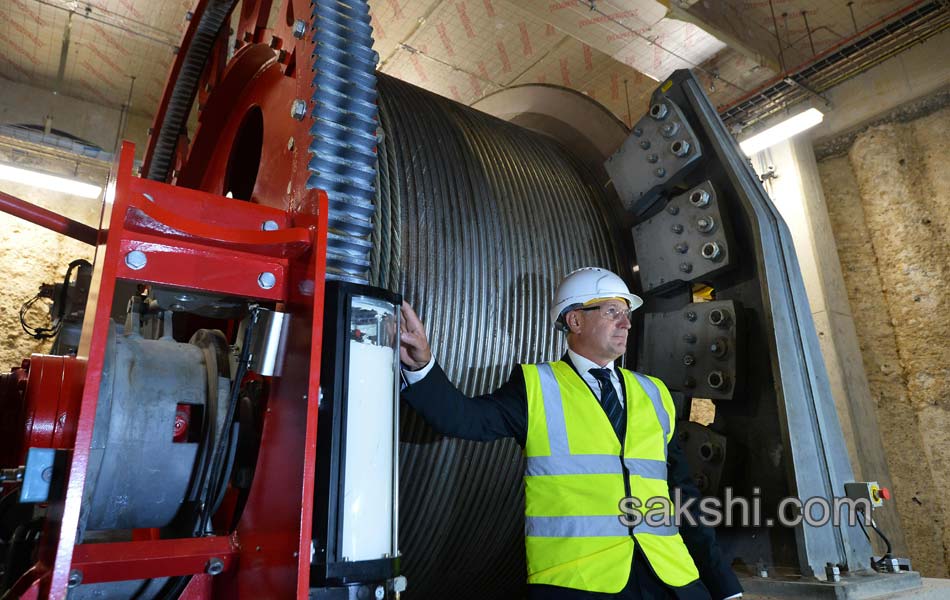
[402,354,436,386]
[566,349,624,407]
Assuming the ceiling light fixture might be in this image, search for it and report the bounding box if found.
[0,164,102,199]
[739,108,824,156]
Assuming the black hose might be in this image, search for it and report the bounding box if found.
[196,308,258,535]
[19,259,90,340]
[868,515,894,561]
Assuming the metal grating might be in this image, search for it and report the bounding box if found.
[719,1,950,130]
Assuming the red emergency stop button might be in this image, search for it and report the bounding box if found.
[879,487,891,501]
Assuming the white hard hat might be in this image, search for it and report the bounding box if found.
[550,267,643,331]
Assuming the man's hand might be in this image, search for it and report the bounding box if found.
[400,301,432,370]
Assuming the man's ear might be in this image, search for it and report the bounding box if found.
[567,311,582,334]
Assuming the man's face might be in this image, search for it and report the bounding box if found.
[567,298,632,364]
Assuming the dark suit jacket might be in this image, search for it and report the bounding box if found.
[401,357,742,600]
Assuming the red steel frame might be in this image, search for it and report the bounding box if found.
[5,0,332,595]
[11,140,329,598]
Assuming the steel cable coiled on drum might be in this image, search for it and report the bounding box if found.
[372,73,629,599]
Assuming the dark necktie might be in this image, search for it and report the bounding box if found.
[588,368,625,441]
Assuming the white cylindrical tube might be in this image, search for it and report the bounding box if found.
[339,295,398,562]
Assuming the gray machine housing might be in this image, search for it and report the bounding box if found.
[608,70,914,593]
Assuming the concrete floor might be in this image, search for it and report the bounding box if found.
[743,576,950,600]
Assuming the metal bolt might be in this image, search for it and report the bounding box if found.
[649,102,668,120]
[125,250,147,270]
[639,140,651,150]
[689,189,710,207]
[685,311,697,322]
[661,122,679,138]
[262,220,279,231]
[671,140,690,157]
[697,216,715,233]
[287,137,295,151]
[375,586,386,600]
[700,442,723,462]
[674,242,689,254]
[666,205,679,215]
[258,272,277,290]
[679,262,693,274]
[671,223,683,234]
[41,466,53,482]
[292,19,307,39]
[683,333,697,344]
[633,126,643,137]
[655,167,666,177]
[683,353,695,366]
[707,370,727,390]
[695,472,710,492]
[173,410,188,436]
[291,99,307,120]
[708,308,730,327]
[825,562,841,583]
[646,153,658,163]
[701,241,722,261]
[299,279,315,296]
[68,570,82,588]
[206,557,225,576]
[710,338,728,357]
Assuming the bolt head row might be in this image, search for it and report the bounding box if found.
[124,251,277,291]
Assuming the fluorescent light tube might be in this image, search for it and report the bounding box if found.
[739,108,824,156]
[0,164,102,199]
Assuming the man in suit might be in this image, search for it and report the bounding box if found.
[399,267,743,600]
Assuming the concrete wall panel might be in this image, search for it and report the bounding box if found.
[819,106,950,576]
[0,140,105,370]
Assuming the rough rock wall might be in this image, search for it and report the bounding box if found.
[0,140,105,370]
[818,106,950,577]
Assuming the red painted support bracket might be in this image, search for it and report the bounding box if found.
[116,234,290,302]
[126,179,313,258]
[71,536,237,584]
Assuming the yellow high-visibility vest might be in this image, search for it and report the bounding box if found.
[522,361,700,593]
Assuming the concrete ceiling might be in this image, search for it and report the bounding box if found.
[0,0,188,120]
[0,0,923,130]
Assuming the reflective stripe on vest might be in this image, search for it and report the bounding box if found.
[632,372,670,460]
[526,455,667,479]
[526,515,678,538]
